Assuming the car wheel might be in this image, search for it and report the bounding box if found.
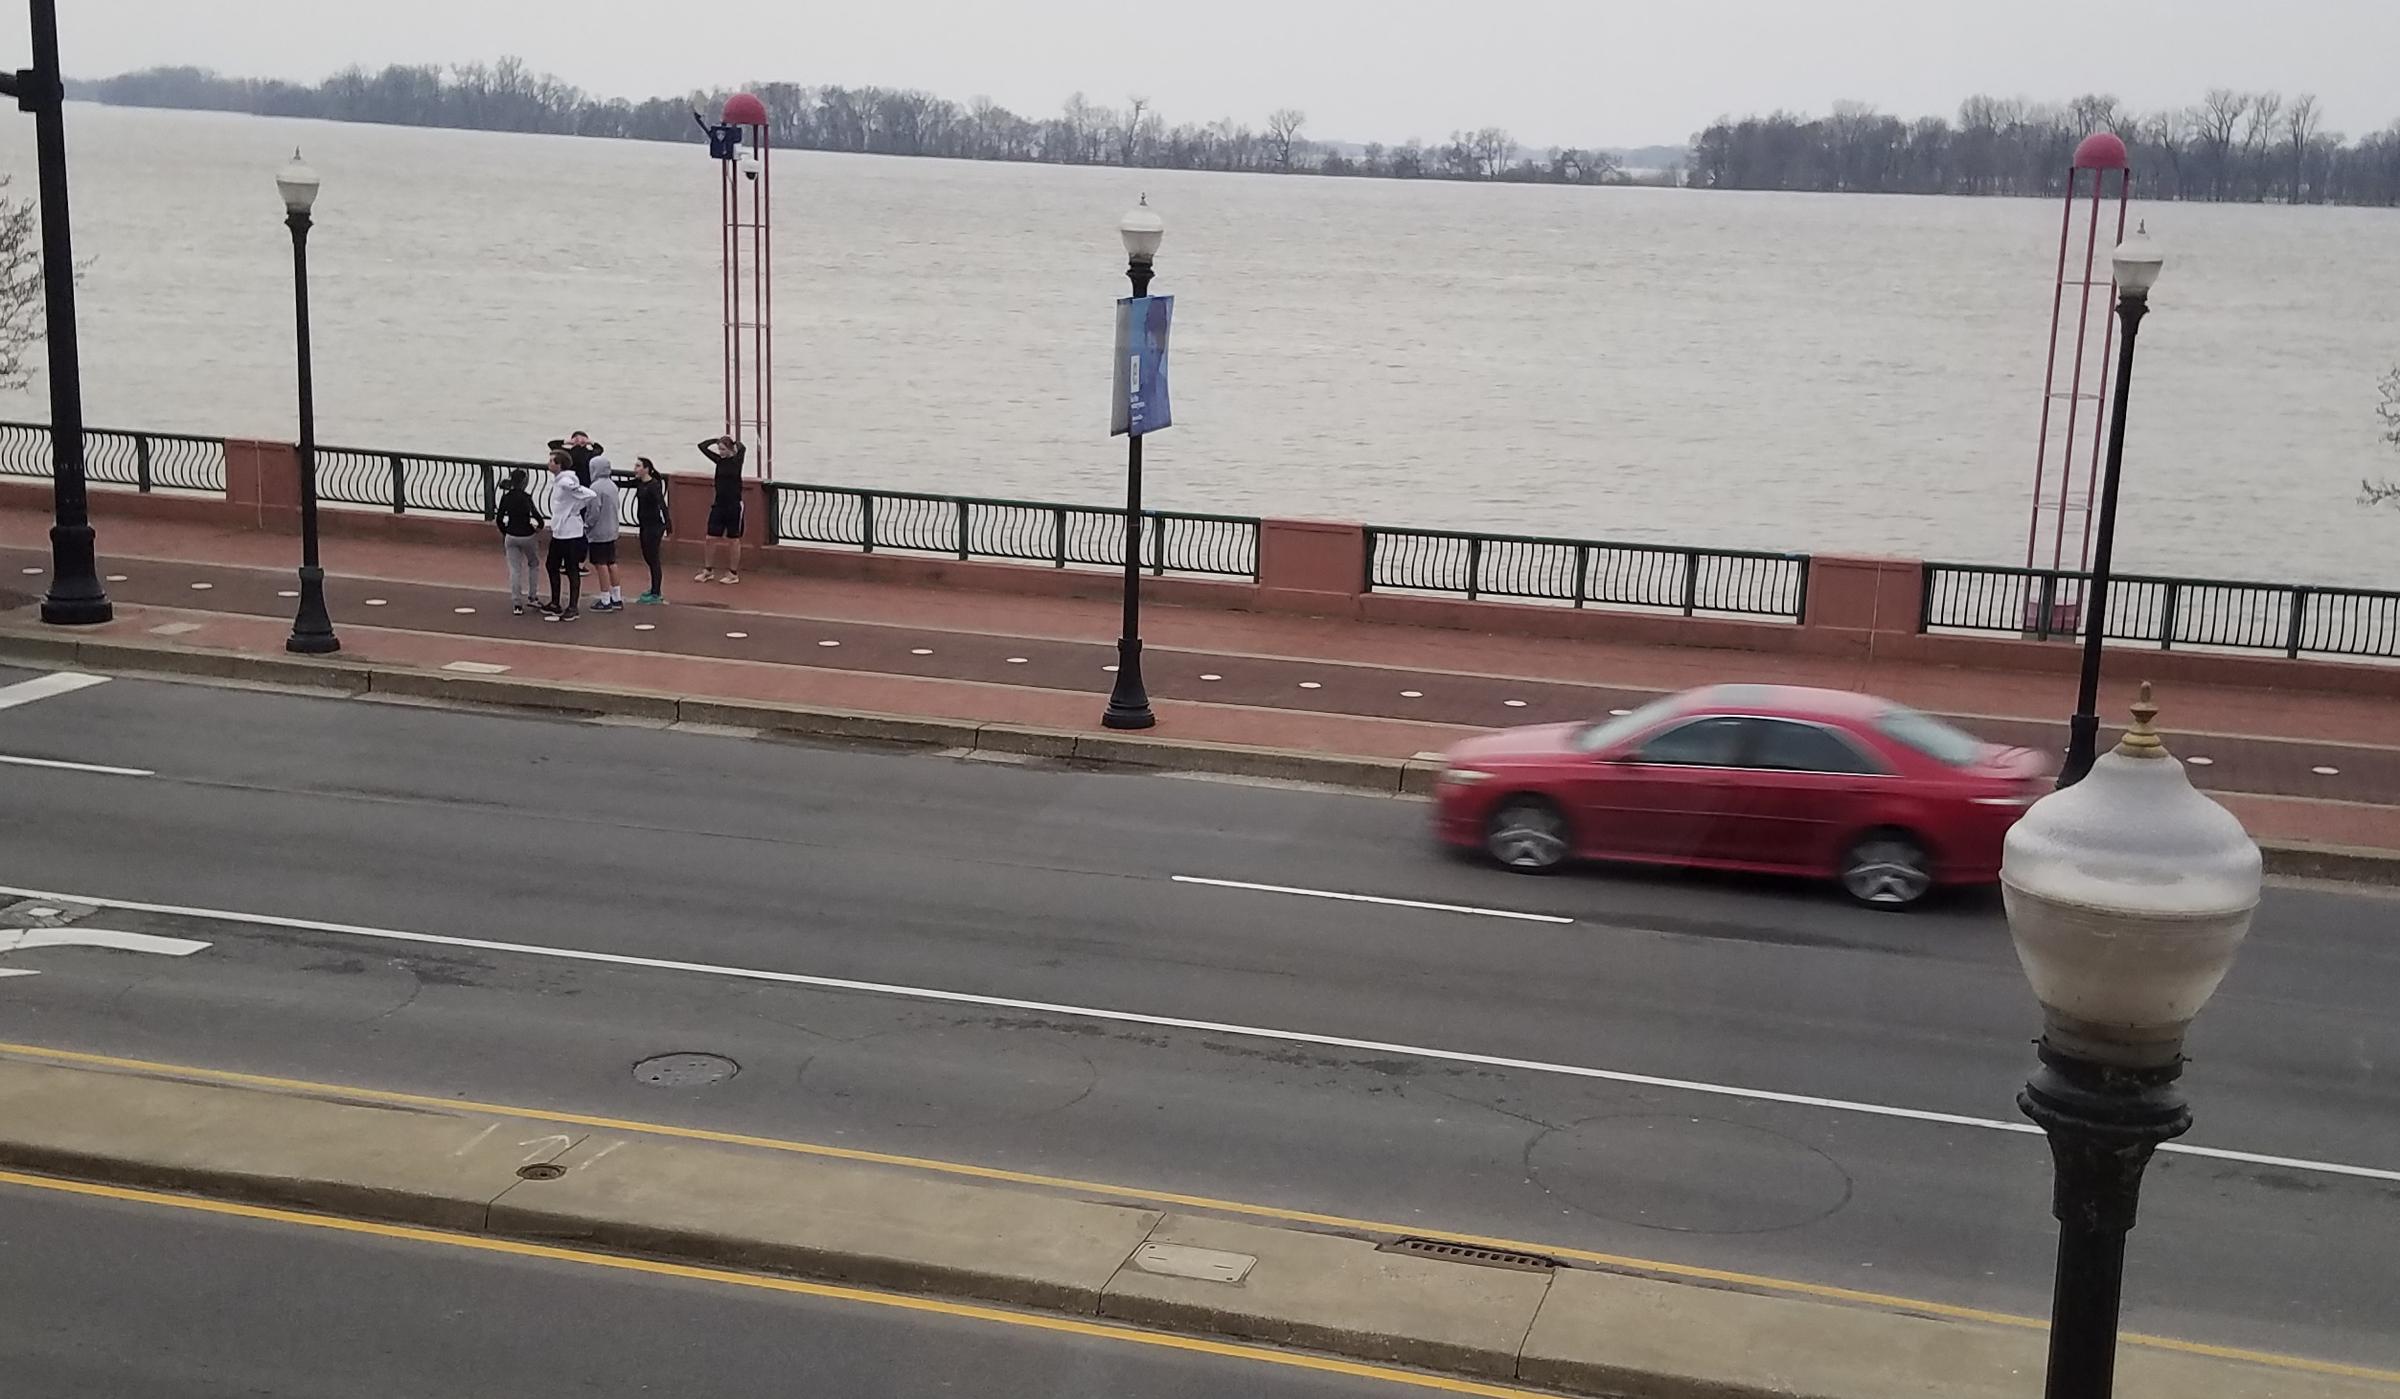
[1841,831,1934,909]
[1486,797,1571,874]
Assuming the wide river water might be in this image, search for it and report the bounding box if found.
[4,104,2395,586]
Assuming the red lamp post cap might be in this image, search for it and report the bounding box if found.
[722,92,769,126]
[2072,131,2128,171]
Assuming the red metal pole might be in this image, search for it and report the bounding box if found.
[2050,171,2106,572]
[2026,172,2077,569]
[2076,170,2133,573]
[760,135,773,480]
[749,125,765,480]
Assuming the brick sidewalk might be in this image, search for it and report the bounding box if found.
[4,508,2396,842]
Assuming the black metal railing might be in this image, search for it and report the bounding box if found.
[0,420,228,493]
[1364,526,1812,622]
[764,482,1260,579]
[313,445,650,529]
[1923,563,2400,660]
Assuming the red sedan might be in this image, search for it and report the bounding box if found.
[1433,684,2048,907]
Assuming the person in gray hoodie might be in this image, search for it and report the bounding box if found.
[583,456,624,611]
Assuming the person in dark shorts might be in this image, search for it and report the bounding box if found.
[584,464,624,610]
[628,457,673,603]
[696,435,747,585]
[541,450,595,620]
[495,468,541,615]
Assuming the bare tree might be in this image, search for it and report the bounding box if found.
[1471,126,1515,178]
[1265,108,1307,170]
[2285,93,2322,203]
[1118,95,1149,166]
[0,179,42,392]
[2192,88,2248,199]
[2240,91,2283,199]
[2366,365,2400,508]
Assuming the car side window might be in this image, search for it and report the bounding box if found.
[1751,719,1885,775]
[1630,716,1751,768]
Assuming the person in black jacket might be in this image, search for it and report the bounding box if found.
[627,457,673,603]
[546,431,605,486]
[495,468,542,615]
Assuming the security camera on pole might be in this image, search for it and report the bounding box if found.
[1103,197,1172,731]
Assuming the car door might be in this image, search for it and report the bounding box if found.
[1574,715,1755,864]
[1720,718,1889,871]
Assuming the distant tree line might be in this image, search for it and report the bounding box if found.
[67,60,1658,187]
[1690,91,2400,205]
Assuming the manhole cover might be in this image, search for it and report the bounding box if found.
[516,1162,565,1181]
[633,1052,739,1087]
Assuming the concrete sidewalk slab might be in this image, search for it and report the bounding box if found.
[1099,1213,1552,1380]
[0,1052,2385,1398]
[0,1060,572,1230]
[487,1133,1163,1313]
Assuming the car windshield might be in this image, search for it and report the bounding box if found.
[1572,695,1684,753]
[1877,707,1988,766]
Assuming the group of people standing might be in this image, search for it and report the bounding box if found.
[495,431,750,621]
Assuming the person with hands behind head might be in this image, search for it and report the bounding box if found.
[695,435,747,585]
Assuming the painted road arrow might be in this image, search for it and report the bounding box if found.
[0,928,212,978]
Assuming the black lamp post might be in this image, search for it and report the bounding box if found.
[1102,199,1165,731]
[2002,684,2260,1399]
[2057,224,2164,789]
[4,0,110,625]
[278,151,338,655]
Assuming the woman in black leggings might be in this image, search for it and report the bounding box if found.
[630,457,673,604]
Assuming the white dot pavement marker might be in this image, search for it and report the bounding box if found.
[2314,766,2341,776]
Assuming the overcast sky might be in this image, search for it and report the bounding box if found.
[24,0,2400,149]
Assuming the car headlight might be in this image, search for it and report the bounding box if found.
[1441,768,1495,785]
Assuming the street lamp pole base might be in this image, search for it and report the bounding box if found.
[38,521,112,626]
[286,565,340,655]
[2020,1043,2190,1399]
[1102,636,1155,730]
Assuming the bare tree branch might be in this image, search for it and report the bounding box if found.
[0,178,42,393]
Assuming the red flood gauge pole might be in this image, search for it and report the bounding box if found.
[2023,132,2132,631]
[703,93,772,479]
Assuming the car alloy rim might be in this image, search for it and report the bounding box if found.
[1490,806,1567,868]
[1845,840,1930,903]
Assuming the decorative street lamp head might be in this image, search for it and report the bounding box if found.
[276,149,320,216]
[2002,684,2261,1069]
[2112,222,2164,298]
[1119,195,1165,264]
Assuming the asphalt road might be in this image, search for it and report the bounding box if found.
[0,665,2394,1370]
[0,1178,1440,1399]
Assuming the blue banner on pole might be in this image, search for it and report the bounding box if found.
[1111,294,1173,437]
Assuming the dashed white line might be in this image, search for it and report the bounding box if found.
[818,640,841,648]
[188,582,212,591]
[1299,681,1322,690]
[2313,766,2341,777]
[0,754,154,777]
[1170,874,1574,925]
[911,648,934,656]
[1200,673,1222,682]
[1503,699,1528,708]
[0,879,2387,1186]
[725,631,748,639]
[0,672,109,711]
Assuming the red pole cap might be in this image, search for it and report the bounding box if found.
[722,92,769,126]
[2071,131,2128,171]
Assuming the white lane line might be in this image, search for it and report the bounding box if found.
[0,880,2388,1186]
[0,672,109,711]
[0,754,154,777]
[1171,874,1574,926]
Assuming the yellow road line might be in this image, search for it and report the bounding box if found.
[3,1039,2392,1387]
[0,1168,1546,1397]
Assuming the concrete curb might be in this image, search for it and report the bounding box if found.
[0,627,1414,795]
[6,626,2398,883]
[0,1055,2375,1399]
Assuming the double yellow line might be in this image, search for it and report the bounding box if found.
[1,1040,2390,1390]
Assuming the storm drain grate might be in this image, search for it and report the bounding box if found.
[1379,1236,1558,1273]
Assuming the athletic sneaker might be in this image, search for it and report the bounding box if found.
[511,603,524,616]
[694,569,716,582]
[560,608,580,622]
[634,592,661,605]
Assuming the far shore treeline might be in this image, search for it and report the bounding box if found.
[66,60,2400,205]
